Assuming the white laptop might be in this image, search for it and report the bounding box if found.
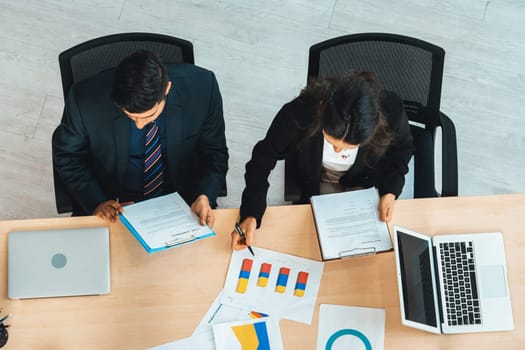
[393,225,513,334]
[8,227,111,299]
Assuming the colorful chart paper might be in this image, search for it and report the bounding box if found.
[193,291,269,336]
[222,247,324,324]
[213,318,283,350]
[232,322,270,350]
[317,304,385,350]
[249,311,269,319]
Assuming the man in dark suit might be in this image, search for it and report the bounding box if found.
[53,50,228,225]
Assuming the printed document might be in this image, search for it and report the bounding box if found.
[120,192,215,253]
[221,247,323,324]
[310,188,392,260]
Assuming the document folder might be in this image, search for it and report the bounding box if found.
[120,192,215,253]
[310,188,392,261]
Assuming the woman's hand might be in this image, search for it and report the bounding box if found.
[231,217,256,250]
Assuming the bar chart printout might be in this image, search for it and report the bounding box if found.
[222,247,324,324]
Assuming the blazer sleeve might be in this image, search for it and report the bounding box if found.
[240,100,306,227]
[377,91,414,198]
[52,88,107,214]
[191,72,229,206]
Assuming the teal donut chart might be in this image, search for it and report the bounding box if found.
[325,329,372,350]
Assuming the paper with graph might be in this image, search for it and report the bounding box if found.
[193,290,269,335]
[221,247,324,324]
[213,318,283,350]
[317,304,385,350]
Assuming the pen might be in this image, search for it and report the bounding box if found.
[113,197,120,216]
[235,223,255,256]
[0,314,9,323]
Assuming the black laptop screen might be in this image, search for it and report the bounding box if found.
[397,230,437,327]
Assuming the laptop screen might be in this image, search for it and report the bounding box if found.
[396,229,438,328]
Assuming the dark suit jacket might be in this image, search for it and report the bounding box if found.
[53,64,229,215]
[240,90,413,226]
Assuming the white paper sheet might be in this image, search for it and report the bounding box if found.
[310,188,392,259]
[194,291,268,335]
[221,247,323,324]
[213,318,283,350]
[317,304,385,350]
[148,329,215,350]
[121,192,213,250]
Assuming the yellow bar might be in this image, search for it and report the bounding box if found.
[294,289,305,297]
[257,277,268,287]
[275,285,286,293]
[236,278,249,293]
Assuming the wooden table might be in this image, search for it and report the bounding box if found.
[1,194,524,349]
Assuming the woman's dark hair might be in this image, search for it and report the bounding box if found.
[111,50,169,113]
[301,71,392,160]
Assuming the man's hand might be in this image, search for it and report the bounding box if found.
[378,193,396,222]
[94,199,123,222]
[231,217,256,250]
[191,194,214,227]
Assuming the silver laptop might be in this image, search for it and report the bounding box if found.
[393,225,513,334]
[8,227,110,299]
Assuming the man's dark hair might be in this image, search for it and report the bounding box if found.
[111,50,169,113]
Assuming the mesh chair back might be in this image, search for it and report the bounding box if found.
[308,33,445,126]
[59,32,194,99]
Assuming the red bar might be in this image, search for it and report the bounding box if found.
[260,263,272,273]
[241,258,253,272]
[279,267,290,276]
[297,271,309,284]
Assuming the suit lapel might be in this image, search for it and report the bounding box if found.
[165,87,183,186]
[353,147,368,171]
[113,112,130,189]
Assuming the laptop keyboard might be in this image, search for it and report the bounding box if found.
[439,241,482,326]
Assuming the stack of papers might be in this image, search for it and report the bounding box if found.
[149,248,324,349]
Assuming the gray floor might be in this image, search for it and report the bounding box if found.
[1,0,524,220]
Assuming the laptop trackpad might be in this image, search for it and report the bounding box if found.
[480,265,507,298]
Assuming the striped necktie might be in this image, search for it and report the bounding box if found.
[144,121,164,199]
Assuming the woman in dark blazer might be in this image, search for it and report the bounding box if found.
[232,72,413,250]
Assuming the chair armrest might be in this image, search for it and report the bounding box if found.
[439,111,458,196]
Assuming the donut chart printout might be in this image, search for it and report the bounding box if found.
[316,304,385,350]
[221,247,324,324]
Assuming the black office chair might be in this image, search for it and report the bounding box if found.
[52,32,225,214]
[285,33,458,201]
